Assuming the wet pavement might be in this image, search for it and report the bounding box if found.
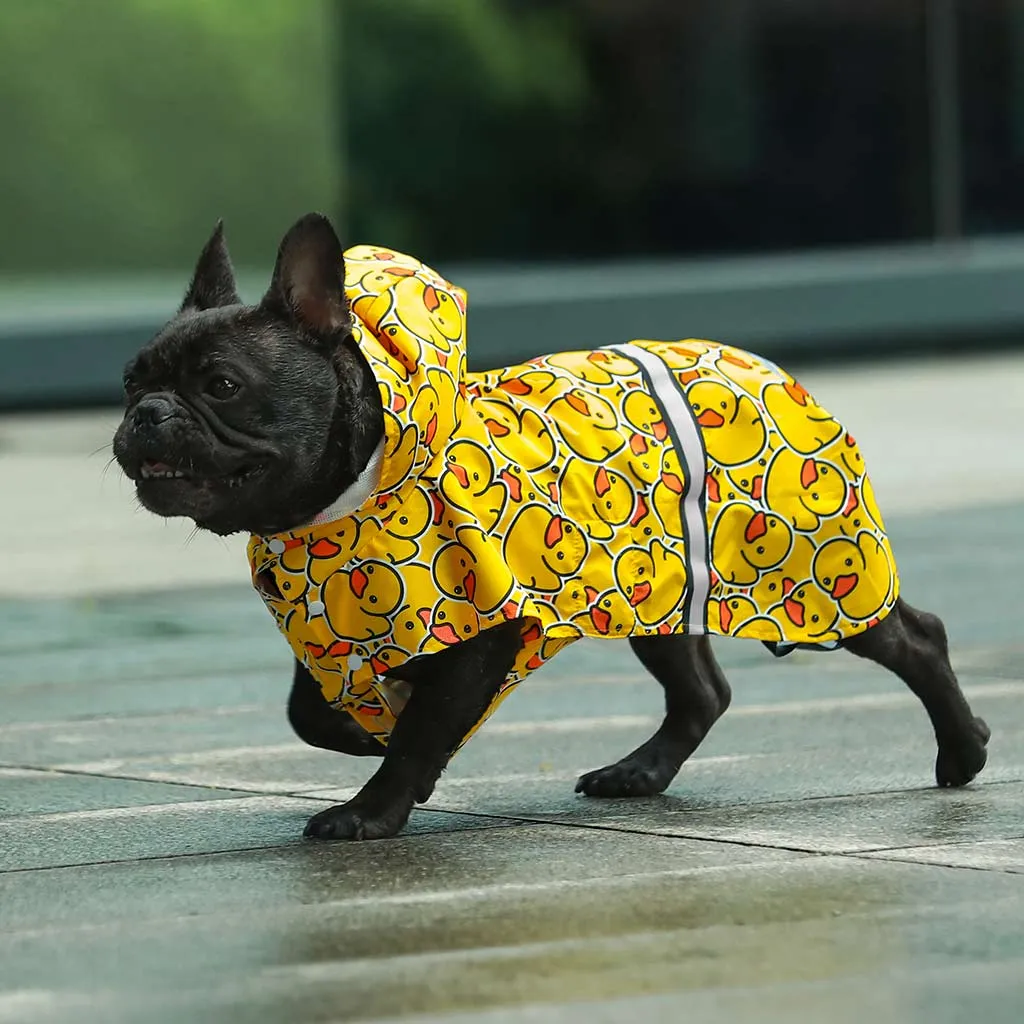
[2,353,1024,1022]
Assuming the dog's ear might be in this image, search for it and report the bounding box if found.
[263,213,351,341]
[180,221,241,312]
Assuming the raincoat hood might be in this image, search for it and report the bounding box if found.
[337,247,468,520]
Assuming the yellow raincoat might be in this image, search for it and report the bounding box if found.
[248,247,899,748]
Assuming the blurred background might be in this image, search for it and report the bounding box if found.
[3,0,1024,408]
[4,7,1024,1017]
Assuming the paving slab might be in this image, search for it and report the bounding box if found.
[862,836,1024,872]
[0,795,518,873]
[0,766,237,819]
[503,781,1024,855]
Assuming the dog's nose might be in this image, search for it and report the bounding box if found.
[134,395,178,427]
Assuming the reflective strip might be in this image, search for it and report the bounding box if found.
[609,343,710,632]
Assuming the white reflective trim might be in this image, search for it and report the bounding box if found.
[610,343,710,632]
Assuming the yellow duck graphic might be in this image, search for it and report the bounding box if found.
[546,350,636,386]
[710,504,794,586]
[724,464,766,503]
[377,410,419,494]
[763,379,843,455]
[643,340,708,369]
[764,449,847,531]
[409,365,460,458]
[733,616,784,641]
[438,440,507,531]
[860,475,886,534]
[711,347,778,398]
[613,539,686,626]
[434,526,517,615]
[393,275,465,352]
[709,593,758,634]
[271,539,311,601]
[322,560,404,641]
[367,644,410,679]
[625,445,661,487]
[651,448,686,539]
[573,587,635,637]
[548,350,634,385]
[545,388,626,461]
[475,396,556,473]
[768,578,842,640]
[559,459,636,540]
[418,596,481,648]
[820,430,865,480]
[686,379,767,467]
[811,532,895,622]
[750,534,816,607]
[621,390,669,445]
[708,595,786,642]
[387,564,437,637]
[381,486,440,563]
[503,504,587,592]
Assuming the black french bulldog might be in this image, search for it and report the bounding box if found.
[114,214,990,841]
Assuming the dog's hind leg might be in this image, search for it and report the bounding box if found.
[842,597,989,787]
[576,634,731,798]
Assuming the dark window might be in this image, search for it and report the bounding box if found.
[961,0,1024,235]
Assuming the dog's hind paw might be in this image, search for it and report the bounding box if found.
[935,716,990,788]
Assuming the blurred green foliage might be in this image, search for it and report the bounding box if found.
[0,0,599,274]
[0,0,339,273]
[341,0,589,261]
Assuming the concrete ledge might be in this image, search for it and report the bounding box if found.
[3,235,1024,409]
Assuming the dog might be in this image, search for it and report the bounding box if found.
[113,213,991,840]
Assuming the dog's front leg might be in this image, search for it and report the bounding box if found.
[288,660,387,757]
[303,619,523,840]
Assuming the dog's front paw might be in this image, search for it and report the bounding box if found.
[935,716,990,788]
[303,793,414,841]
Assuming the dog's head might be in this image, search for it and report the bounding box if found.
[113,214,384,536]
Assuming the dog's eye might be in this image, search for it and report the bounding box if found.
[122,373,140,402]
[205,377,240,400]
